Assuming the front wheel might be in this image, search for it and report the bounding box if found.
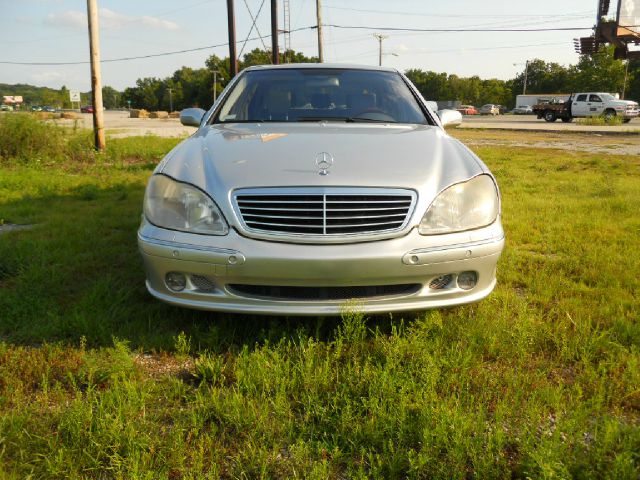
[623,118,631,124]
[561,117,573,123]
[544,111,557,122]
[603,109,616,122]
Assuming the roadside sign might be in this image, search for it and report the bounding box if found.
[70,91,81,102]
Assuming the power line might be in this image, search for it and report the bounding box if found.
[323,5,595,19]
[411,41,569,55]
[0,25,316,66]
[322,24,594,33]
[2,21,611,66]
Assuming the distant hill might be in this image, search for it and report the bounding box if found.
[1,83,82,108]
[1,83,119,108]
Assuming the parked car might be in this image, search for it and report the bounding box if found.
[31,105,42,111]
[512,105,533,115]
[479,104,499,115]
[80,105,94,113]
[0,105,14,112]
[456,105,478,115]
[138,64,504,315]
[42,106,56,113]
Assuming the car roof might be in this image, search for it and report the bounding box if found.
[244,63,398,73]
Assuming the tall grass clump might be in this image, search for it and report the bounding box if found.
[0,114,182,167]
[0,113,93,164]
[575,115,624,126]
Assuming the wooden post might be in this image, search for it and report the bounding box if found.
[227,0,238,77]
[86,0,105,150]
[271,0,279,64]
[316,0,323,62]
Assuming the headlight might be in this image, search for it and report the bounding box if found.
[144,175,228,235]
[419,175,499,235]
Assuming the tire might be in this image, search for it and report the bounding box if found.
[561,117,573,123]
[544,111,557,122]
[623,118,631,124]
[603,109,616,121]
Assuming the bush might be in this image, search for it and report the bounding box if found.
[0,113,92,163]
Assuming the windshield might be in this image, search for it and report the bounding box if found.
[214,68,429,124]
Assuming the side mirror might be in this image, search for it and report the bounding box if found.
[437,109,462,128]
[180,108,206,127]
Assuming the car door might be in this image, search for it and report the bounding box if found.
[588,94,605,116]
[571,94,589,116]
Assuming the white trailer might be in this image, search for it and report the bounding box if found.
[515,94,570,108]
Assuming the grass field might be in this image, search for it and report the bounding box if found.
[0,116,639,478]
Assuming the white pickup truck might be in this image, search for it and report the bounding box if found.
[533,92,639,123]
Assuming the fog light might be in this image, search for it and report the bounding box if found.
[429,274,452,290]
[165,272,186,292]
[457,271,478,290]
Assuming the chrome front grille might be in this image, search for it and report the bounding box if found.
[234,188,416,237]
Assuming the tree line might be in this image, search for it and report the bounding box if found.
[3,46,639,111]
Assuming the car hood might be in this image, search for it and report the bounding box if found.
[159,123,488,225]
[613,100,638,107]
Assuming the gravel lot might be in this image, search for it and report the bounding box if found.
[460,113,640,133]
[51,110,640,138]
[53,110,197,138]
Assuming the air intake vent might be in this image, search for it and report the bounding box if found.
[228,283,421,301]
[234,188,416,237]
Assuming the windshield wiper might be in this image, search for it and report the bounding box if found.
[348,117,397,123]
[296,116,396,123]
[297,116,351,122]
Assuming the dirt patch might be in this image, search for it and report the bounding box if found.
[133,353,194,379]
[450,129,640,155]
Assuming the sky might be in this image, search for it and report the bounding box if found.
[0,0,598,92]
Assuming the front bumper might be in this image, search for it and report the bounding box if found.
[138,221,504,315]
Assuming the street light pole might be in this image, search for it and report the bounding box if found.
[373,33,388,66]
[167,87,173,112]
[622,59,629,99]
[213,71,224,102]
[514,61,530,95]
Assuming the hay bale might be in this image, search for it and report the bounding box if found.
[130,109,149,119]
[169,111,180,118]
[150,111,169,119]
[33,112,57,120]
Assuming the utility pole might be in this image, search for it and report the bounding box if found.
[271,0,279,64]
[373,33,388,66]
[227,0,238,78]
[316,0,324,62]
[167,87,173,112]
[86,0,105,150]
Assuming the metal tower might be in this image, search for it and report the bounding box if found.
[282,0,291,62]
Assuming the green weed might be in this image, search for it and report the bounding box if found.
[0,130,638,478]
[575,115,624,126]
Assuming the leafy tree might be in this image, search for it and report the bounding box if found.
[571,45,626,93]
[101,86,121,109]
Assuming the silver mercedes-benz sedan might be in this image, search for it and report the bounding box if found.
[138,64,504,315]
